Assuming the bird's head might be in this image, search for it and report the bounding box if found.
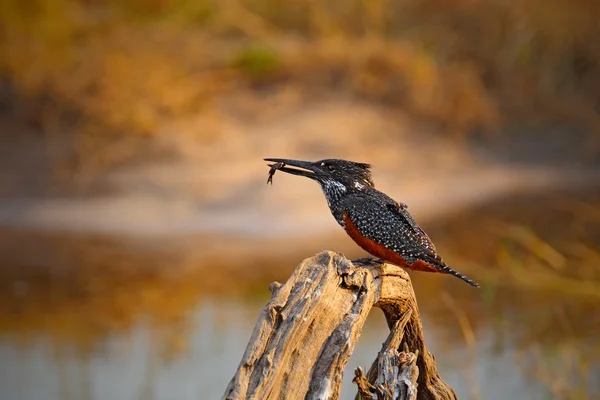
[264,158,374,198]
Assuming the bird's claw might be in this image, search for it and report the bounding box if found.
[353,255,385,266]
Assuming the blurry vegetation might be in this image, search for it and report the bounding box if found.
[231,46,280,79]
[1,0,600,146]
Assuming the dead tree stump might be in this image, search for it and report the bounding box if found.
[223,251,458,400]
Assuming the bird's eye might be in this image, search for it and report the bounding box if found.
[327,165,335,172]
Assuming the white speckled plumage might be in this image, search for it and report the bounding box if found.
[313,160,479,287]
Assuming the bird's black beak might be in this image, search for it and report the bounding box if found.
[264,158,322,180]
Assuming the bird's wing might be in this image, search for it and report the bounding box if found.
[385,201,438,254]
[343,195,438,260]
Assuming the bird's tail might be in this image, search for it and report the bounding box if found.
[423,254,480,287]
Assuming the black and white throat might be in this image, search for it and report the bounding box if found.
[319,179,369,226]
[320,179,347,206]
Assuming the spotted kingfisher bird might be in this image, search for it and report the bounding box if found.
[264,158,479,287]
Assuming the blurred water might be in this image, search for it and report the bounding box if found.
[0,299,551,400]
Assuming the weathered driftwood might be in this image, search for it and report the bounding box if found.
[223,251,457,400]
[353,318,420,400]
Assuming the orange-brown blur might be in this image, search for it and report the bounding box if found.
[0,1,599,399]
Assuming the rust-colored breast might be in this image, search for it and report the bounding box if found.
[343,210,439,273]
[343,210,407,267]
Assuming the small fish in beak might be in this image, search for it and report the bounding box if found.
[267,161,286,185]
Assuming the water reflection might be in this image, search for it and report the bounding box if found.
[0,299,563,400]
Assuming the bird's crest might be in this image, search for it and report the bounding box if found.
[352,162,374,187]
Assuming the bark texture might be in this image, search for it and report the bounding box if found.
[223,251,458,400]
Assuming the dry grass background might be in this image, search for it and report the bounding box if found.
[1,0,600,149]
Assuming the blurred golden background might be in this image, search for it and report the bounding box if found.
[0,0,599,399]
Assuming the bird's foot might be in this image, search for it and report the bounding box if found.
[353,255,385,266]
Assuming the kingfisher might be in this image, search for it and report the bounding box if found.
[264,158,479,287]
